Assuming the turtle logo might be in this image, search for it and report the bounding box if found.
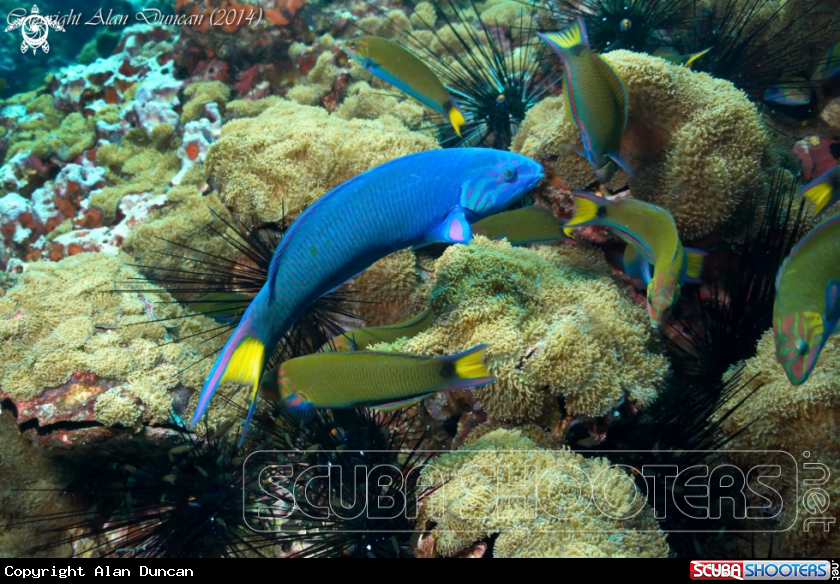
[5,5,64,55]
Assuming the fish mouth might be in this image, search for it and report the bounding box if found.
[526,170,545,191]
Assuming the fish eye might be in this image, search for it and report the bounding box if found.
[620,19,632,31]
[503,168,516,181]
[796,340,809,355]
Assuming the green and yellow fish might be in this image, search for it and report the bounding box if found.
[799,166,839,218]
[812,41,840,82]
[472,206,567,246]
[260,345,494,414]
[773,214,840,385]
[652,47,712,68]
[537,19,631,183]
[565,191,705,327]
[342,36,467,137]
[323,309,435,353]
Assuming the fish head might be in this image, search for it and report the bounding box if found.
[773,309,826,385]
[342,37,371,64]
[459,150,544,217]
[646,269,680,327]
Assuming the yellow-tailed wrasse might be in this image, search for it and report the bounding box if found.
[323,309,435,353]
[537,19,631,183]
[565,191,705,327]
[773,214,840,385]
[799,166,839,218]
[342,36,467,137]
[652,47,712,68]
[472,206,568,246]
[189,148,542,444]
[260,345,494,415]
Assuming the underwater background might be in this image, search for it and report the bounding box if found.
[0,0,838,559]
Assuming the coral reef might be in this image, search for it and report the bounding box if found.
[346,250,427,327]
[0,252,241,452]
[512,51,769,239]
[418,427,670,557]
[371,237,668,422]
[717,331,840,558]
[205,97,439,225]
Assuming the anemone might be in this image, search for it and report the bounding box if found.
[359,0,558,149]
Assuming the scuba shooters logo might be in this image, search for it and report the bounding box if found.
[690,560,834,580]
[5,4,64,54]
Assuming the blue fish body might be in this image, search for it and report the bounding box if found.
[191,148,543,436]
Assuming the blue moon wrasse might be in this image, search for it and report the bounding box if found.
[342,36,467,137]
[799,165,840,218]
[260,345,494,415]
[773,214,840,385]
[564,191,705,327]
[537,18,631,183]
[190,148,543,441]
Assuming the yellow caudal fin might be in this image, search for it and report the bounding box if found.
[220,337,266,387]
[540,18,587,51]
[684,47,712,68]
[565,192,603,228]
[802,182,833,216]
[684,247,707,283]
[448,104,466,137]
[454,345,491,380]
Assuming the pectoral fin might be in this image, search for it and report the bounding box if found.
[623,242,652,285]
[825,279,840,324]
[426,206,472,245]
[371,394,434,411]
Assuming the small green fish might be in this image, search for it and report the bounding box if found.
[472,206,567,246]
[773,215,840,385]
[799,166,839,218]
[652,47,712,68]
[538,19,631,182]
[342,36,467,137]
[260,345,494,415]
[565,191,705,327]
[323,309,434,353]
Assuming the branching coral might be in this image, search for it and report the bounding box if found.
[0,252,240,436]
[371,237,668,422]
[419,427,670,557]
[204,98,439,225]
[717,331,840,558]
[512,50,769,239]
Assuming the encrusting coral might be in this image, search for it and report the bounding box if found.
[0,252,240,438]
[205,98,439,225]
[717,331,840,558]
[371,237,668,422]
[418,427,670,557]
[512,51,769,239]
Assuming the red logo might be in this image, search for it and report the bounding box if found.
[691,562,744,581]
